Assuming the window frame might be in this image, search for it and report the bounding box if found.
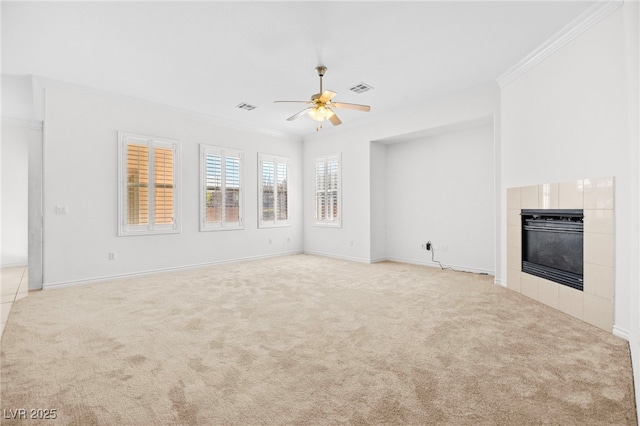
[314,153,342,227]
[199,144,244,232]
[118,131,181,236]
[258,153,291,228]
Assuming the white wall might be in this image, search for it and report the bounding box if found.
[42,85,303,287]
[2,74,45,283]
[370,142,386,262]
[302,133,371,262]
[28,122,44,289]
[499,1,639,398]
[2,75,37,121]
[303,85,498,264]
[384,124,494,273]
[1,124,39,267]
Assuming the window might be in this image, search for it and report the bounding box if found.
[315,154,341,226]
[200,144,243,231]
[258,154,290,227]
[118,132,180,236]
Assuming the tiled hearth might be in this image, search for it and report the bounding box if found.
[506,177,614,332]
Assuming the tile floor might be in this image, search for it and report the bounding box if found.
[1,266,28,337]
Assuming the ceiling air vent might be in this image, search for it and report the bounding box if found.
[348,82,373,94]
[236,102,258,111]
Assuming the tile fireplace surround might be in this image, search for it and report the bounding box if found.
[506,177,614,332]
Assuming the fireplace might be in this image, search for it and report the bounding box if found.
[521,209,584,291]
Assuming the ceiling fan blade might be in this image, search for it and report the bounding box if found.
[287,108,312,121]
[329,112,342,126]
[274,100,312,104]
[332,102,371,112]
[318,90,337,102]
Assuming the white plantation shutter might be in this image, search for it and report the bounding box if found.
[225,156,241,223]
[154,143,175,225]
[126,141,149,226]
[276,162,288,221]
[315,154,341,226]
[315,161,326,221]
[258,154,290,227]
[326,159,339,221]
[119,132,180,236]
[200,145,243,231]
[262,160,275,222]
[205,154,222,223]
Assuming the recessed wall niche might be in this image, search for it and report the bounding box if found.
[506,177,614,332]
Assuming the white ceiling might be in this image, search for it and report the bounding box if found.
[2,1,595,138]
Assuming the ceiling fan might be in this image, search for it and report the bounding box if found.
[274,66,371,129]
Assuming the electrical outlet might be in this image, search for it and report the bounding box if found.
[426,242,431,251]
[108,252,116,260]
[268,238,272,244]
[441,245,449,252]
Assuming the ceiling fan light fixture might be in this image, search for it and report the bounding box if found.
[307,105,334,122]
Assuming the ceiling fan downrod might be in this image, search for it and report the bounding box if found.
[316,66,327,94]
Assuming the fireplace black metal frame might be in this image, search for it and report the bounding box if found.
[521,209,584,291]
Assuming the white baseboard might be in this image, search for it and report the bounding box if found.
[1,262,28,269]
[384,256,494,276]
[613,325,631,341]
[43,250,304,290]
[494,278,507,288]
[302,250,372,264]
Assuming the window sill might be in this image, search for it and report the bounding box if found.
[118,228,181,237]
[258,223,292,229]
[200,225,245,232]
[313,222,342,228]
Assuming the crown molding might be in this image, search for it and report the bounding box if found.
[497,0,624,89]
[2,116,43,131]
[30,76,301,143]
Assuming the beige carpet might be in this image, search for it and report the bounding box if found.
[1,254,636,425]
